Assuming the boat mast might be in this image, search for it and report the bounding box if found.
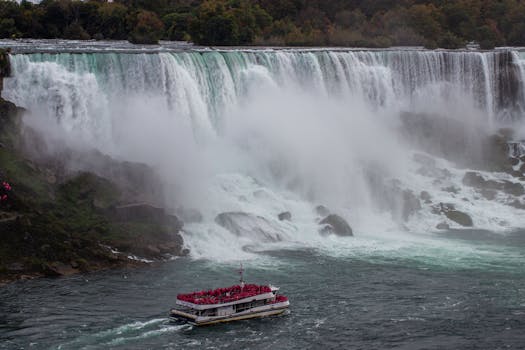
[239,263,245,288]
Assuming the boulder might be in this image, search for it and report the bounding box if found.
[509,157,519,166]
[319,214,353,237]
[215,212,283,242]
[507,200,525,210]
[445,210,473,227]
[44,262,79,277]
[278,211,292,221]
[436,222,450,230]
[433,202,473,227]
[501,181,525,196]
[480,189,497,200]
[442,186,460,194]
[462,172,487,188]
[462,171,524,196]
[420,191,432,203]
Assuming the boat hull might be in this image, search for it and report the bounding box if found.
[170,302,289,326]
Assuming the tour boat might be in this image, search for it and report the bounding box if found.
[169,268,289,326]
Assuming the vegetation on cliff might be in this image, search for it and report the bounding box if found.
[0,0,524,48]
[0,50,187,284]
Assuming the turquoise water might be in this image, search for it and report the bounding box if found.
[1,230,524,350]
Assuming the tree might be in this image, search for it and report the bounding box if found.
[129,10,165,44]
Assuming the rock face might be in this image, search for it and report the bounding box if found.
[462,171,524,196]
[215,212,283,242]
[319,214,353,237]
[445,210,473,227]
[111,202,182,228]
[433,203,473,227]
[278,211,292,221]
[44,262,79,277]
[436,222,450,230]
[420,191,432,203]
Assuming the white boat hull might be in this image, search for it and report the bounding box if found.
[170,301,289,326]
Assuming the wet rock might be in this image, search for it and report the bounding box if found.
[445,210,473,227]
[433,202,473,227]
[420,191,432,203]
[278,211,292,221]
[507,199,525,210]
[145,245,161,256]
[436,222,450,230]
[480,189,497,200]
[6,262,25,272]
[462,171,524,196]
[462,172,487,188]
[44,262,79,276]
[501,181,525,196]
[215,212,283,242]
[509,157,520,166]
[442,186,460,194]
[315,205,330,217]
[319,214,353,237]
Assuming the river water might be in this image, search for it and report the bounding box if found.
[1,229,524,349]
[1,41,525,349]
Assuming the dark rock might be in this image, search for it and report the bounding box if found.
[215,212,283,242]
[315,205,330,217]
[6,262,25,272]
[462,171,524,196]
[436,222,450,230]
[432,202,473,227]
[509,157,520,166]
[278,211,292,221]
[462,172,487,188]
[44,262,79,276]
[442,186,460,194]
[445,210,473,227]
[501,181,525,196]
[420,191,432,203]
[319,214,353,237]
[507,200,525,210]
[480,189,497,200]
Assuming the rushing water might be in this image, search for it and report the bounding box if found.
[1,42,525,348]
[1,230,525,349]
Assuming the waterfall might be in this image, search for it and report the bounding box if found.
[4,50,523,145]
[3,47,525,259]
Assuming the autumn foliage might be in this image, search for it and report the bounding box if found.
[0,0,523,48]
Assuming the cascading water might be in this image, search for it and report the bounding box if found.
[3,47,525,260]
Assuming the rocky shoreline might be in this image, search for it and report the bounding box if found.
[0,50,188,286]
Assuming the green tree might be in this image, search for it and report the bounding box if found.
[129,10,165,44]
